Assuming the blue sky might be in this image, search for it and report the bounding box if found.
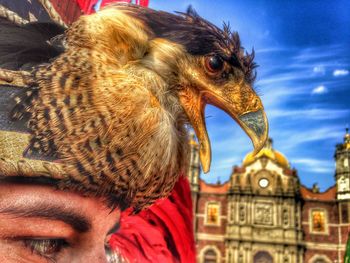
[150,0,350,191]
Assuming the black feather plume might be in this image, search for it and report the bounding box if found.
[0,18,65,70]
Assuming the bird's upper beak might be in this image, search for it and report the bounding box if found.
[179,82,268,173]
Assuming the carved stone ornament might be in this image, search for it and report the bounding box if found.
[260,156,268,168]
[239,204,245,222]
[238,252,244,263]
[230,203,234,221]
[254,203,273,225]
[283,207,289,226]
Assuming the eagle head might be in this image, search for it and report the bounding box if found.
[122,5,268,173]
[65,4,268,174]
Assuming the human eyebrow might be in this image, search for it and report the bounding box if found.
[0,204,91,233]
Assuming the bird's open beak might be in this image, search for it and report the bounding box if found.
[179,84,268,174]
[238,110,268,155]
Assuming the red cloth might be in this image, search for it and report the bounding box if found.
[109,177,196,263]
[76,0,148,15]
[47,1,149,24]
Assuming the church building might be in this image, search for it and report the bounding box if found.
[188,129,350,263]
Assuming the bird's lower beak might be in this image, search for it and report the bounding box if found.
[237,110,268,155]
[179,85,268,174]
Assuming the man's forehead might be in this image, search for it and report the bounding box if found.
[0,201,92,233]
[0,180,121,233]
[0,178,115,211]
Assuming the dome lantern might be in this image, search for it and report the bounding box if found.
[242,137,290,169]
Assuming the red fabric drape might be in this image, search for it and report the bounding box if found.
[110,177,196,263]
[136,0,149,7]
[76,0,148,15]
[48,0,149,23]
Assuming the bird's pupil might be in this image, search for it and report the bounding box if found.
[209,56,223,71]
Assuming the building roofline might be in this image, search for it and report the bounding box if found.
[300,184,336,201]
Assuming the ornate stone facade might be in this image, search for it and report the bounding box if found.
[188,130,350,263]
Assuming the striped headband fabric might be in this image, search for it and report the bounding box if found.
[0,1,71,184]
[0,77,67,181]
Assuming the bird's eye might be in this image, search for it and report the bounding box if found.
[205,55,224,73]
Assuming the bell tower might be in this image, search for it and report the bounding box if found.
[187,133,200,193]
[335,128,350,200]
[187,133,201,233]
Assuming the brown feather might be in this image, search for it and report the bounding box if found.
[9,4,258,211]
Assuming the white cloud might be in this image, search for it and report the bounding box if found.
[293,45,344,61]
[313,65,325,75]
[333,69,349,77]
[215,156,241,170]
[311,85,327,94]
[255,47,288,54]
[257,74,309,86]
[257,86,308,109]
[291,158,333,173]
[268,108,350,120]
[275,126,344,151]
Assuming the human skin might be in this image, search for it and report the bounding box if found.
[0,182,121,263]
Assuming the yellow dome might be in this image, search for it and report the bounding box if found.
[242,138,290,168]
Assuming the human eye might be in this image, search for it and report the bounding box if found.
[23,238,69,262]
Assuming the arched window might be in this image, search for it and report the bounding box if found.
[254,251,273,263]
[203,249,217,263]
[308,254,332,263]
[205,202,220,225]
